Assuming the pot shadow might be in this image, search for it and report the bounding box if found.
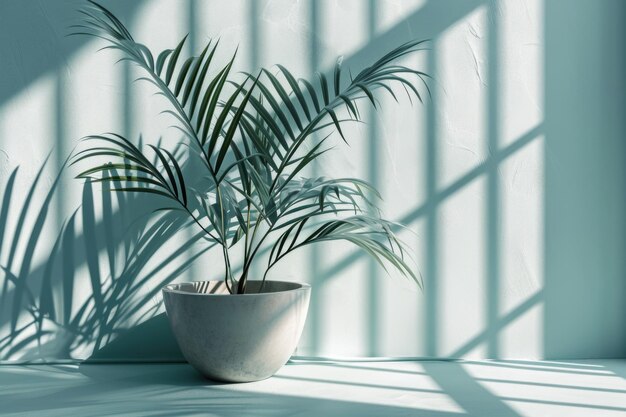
[77,361,218,387]
[85,313,184,363]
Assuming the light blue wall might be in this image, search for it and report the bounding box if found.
[544,0,626,358]
[0,0,624,362]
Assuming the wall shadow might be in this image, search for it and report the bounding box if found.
[543,0,626,359]
[0,161,209,362]
[0,0,146,107]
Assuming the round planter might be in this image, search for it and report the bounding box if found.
[162,280,311,382]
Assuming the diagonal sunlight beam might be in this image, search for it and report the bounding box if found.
[449,290,543,358]
[317,123,543,283]
[422,361,523,417]
[339,0,486,72]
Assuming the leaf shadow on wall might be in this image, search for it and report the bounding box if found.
[0,158,214,362]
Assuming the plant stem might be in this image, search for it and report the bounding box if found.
[222,245,234,294]
[215,185,236,292]
[182,206,220,242]
[243,200,251,268]
[238,221,273,287]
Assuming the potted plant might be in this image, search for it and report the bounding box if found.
[72,1,428,382]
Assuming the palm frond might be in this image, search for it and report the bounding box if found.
[74,1,428,293]
[72,134,188,206]
[266,215,420,287]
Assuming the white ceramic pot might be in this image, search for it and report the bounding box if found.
[162,280,311,382]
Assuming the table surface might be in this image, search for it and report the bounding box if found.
[1,359,626,417]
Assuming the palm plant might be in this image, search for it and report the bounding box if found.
[71,1,429,294]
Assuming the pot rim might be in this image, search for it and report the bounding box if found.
[162,279,311,297]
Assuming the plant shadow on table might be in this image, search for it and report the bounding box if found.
[0,364,461,417]
[7,360,625,416]
[0,158,211,363]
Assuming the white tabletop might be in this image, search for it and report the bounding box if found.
[2,359,626,416]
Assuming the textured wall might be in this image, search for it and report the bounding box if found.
[0,0,624,362]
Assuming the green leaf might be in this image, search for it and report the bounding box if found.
[215,75,260,173]
[298,78,321,113]
[353,83,377,108]
[318,72,330,106]
[200,51,237,144]
[71,149,145,167]
[241,96,290,150]
[250,76,296,141]
[276,65,312,121]
[188,40,220,115]
[195,63,228,132]
[262,69,304,131]
[156,48,173,76]
[148,145,178,197]
[174,56,195,96]
[181,43,209,105]
[87,0,134,40]
[161,148,187,206]
[77,163,153,178]
[207,74,253,161]
[165,34,188,85]
[325,108,345,142]
[333,56,343,96]
[93,175,164,188]
[111,187,173,199]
